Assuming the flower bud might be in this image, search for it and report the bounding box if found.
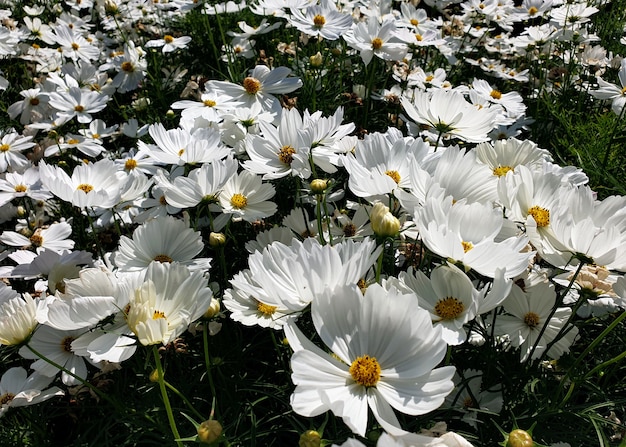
[309,179,328,194]
[204,298,221,319]
[370,202,400,238]
[309,52,323,67]
[166,109,175,118]
[149,369,160,382]
[209,232,226,248]
[299,430,321,447]
[506,429,533,447]
[197,419,222,444]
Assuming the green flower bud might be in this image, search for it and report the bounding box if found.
[309,179,328,194]
[197,419,222,444]
[209,232,226,248]
[506,429,533,447]
[299,430,321,447]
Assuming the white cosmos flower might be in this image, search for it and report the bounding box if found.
[416,192,534,279]
[155,156,238,209]
[126,261,213,346]
[285,283,455,437]
[0,367,64,418]
[145,34,192,53]
[0,129,36,173]
[0,221,74,254]
[343,18,408,66]
[218,170,277,222]
[378,430,476,447]
[0,284,39,346]
[398,264,511,345]
[228,238,381,315]
[113,216,208,272]
[48,86,109,124]
[401,89,497,143]
[495,272,579,362]
[287,0,353,41]
[474,138,552,178]
[19,325,91,386]
[208,65,302,115]
[39,159,127,209]
[243,107,312,180]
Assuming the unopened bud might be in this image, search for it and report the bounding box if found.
[299,430,321,447]
[197,419,222,444]
[149,369,160,382]
[506,429,533,447]
[309,52,323,67]
[16,206,27,218]
[309,179,328,194]
[166,109,175,118]
[370,202,400,238]
[209,232,226,248]
[204,298,221,319]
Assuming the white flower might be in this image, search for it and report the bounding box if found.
[145,34,192,53]
[113,215,208,272]
[287,0,353,41]
[0,221,75,254]
[401,89,497,144]
[285,283,455,436]
[218,170,277,222]
[0,129,36,173]
[126,262,213,346]
[39,159,127,209]
[0,284,38,346]
[48,86,109,124]
[0,367,64,418]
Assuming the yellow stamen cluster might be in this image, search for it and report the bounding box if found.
[230,193,248,209]
[61,336,75,352]
[203,99,217,107]
[257,301,277,316]
[30,97,40,106]
[76,183,94,193]
[74,105,84,112]
[490,89,502,100]
[125,159,138,170]
[30,233,43,247]
[278,145,296,165]
[71,42,80,50]
[410,18,419,26]
[528,6,538,15]
[527,205,550,227]
[243,76,261,95]
[493,165,513,177]
[385,170,401,184]
[371,37,383,50]
[153,310,166,320]
[434,297,465,320]
[153,254,173,263]
[462,241,474,253]
[313,14,326,27]
[0,393,15,406]
[524,312,540,328]
[121,61,134,72]
[349,355,381,387]
[163,35,174,43]
[14,184,27,193]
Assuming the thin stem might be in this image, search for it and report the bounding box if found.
[152,346,183,447]
[164,380,205,421]
[25,343,123,412]
[203,320,218,417]
[375,239,385,283]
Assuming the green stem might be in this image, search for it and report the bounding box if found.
[164,380,204,421]
[152,346,183,447]
[315,195,327,246]
[25,343,123,412]
[375,240,385,283]
[203,321,218,416]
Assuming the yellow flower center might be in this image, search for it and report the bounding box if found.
[410,18,419,26]
[385,170,401,184]
[14,184,27,193]
[621,86,626,96]
[528,6,538,15]
[178,148,185,156]
[278,145,296,165]
[425,75,434,82]
[163,34,174,43]
[203,99,217,107]
[121,61,134,72]
[313,14,326,27]
[125,159,138,170]
[77,183,94,193]
[343,223,357,237]
[61,336,75,352]
[153,254,173,263]
[434,297,465,320]
[0,393,15,406]
[30,233,43,247]
[159,195,167,205]
[243,76,261,95]
[71,42,80,50]
[30,97,40,106]
[349,355,381,387]
[415,34,423,41]
[528,205,550,227]
[462,241,474,252]
[357,278,368,294]
[493,165,513,177]
[153,310,166,320]
[230,193,248,209]
[74,105,84,112]
[257,301,277,316]
[371,37,383,49]
[489,89,502,100]
[524,311,540,328]
[67,138,80,145]
[91,133,100,139]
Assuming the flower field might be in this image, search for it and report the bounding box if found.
[0,0,625,445]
